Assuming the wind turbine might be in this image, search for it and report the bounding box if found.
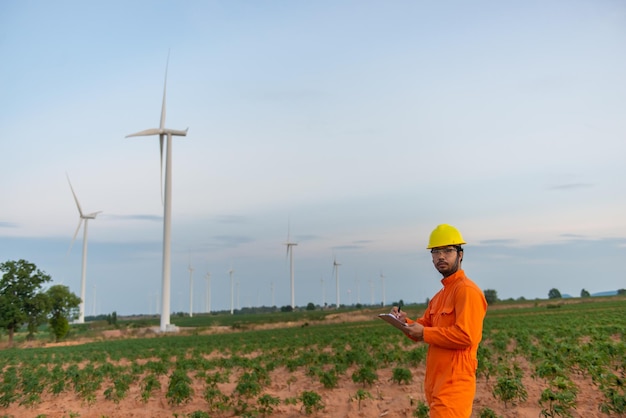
[284,223,298,309]
[333,257,341,309]
[188,263,194,318]
[229,267,234,315]
[380,272,386,306]
[126,54,188,332]
[205,272,211,313]
[66,174,101,324]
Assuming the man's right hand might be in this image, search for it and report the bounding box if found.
[390,306,407,322]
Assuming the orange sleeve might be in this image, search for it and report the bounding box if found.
[422,285,486,349]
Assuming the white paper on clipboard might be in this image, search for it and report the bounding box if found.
[378,313,410,334]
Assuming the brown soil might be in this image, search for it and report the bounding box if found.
[0,311,613,418]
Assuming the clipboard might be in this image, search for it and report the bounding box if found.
[378,313,411,334]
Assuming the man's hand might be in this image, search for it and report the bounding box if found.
[390,306,407,322]
[405,322,424,341]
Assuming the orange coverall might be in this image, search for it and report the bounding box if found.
[408,269,487,417]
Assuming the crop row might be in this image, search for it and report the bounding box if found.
[0,299,624,417]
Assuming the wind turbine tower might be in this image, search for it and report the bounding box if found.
[126,55,188,332]
[333,258,341,309]
[66,174,102,324]
[229,268,234,315]
[284,224,298,309]
[188,264,194,318]
[380,272,386,306]
[205,272,211,313]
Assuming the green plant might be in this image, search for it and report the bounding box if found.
[492,365,527,407]
[412,400,429,418]
[319,370,338,389]
[352,389,373,410]
[234,372,262,397]
[351,366,378,387]
[539,376,578,417]
[479,407,502,418]
[257,393,280,417]
[203,385,230,413]
[187,412,209,418]
[391,367,412,385]
[299,390,324,415]
[166,369,193,406]
[139,374,161,403]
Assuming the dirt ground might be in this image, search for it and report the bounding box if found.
[0,311,613,418]
[0,362,608,418]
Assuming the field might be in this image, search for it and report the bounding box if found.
[0,297,624,418]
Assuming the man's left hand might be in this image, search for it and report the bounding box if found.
[405,322,424,341]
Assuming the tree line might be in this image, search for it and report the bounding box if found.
[0,259,80,345]
[483,287,626,305]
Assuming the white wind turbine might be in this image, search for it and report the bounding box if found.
[205,272,211,313]
[66,174,102,324]
[333,257,341,309]
[126,54,188,332]
[188,263,194,318]
[380,272,386,306]
[284,223,298,309]
[229,267,235,315]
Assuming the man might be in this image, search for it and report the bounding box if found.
[393,224,487,417]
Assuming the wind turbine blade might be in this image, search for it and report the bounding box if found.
[126,128,161,138]
[67,218,83,255]
[66,174,84,217]
[85,210,103,219]
[160,51,169,130]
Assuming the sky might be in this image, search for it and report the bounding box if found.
[1,1,625,317]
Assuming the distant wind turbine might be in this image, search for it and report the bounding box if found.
[284,223,298,309]
[188,263,194,318]
[66,174,102,324]
[333,257,341,309]
[229,267,234,315]
[380,272,386,306]
[126,53,188,332]
[205,272,211,313]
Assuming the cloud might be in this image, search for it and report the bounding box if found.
[0,222,18,229]
[478,239,518,246]
[331,244,366,251]
[548,183,593,191]
[211,235,254,248]
[213,215,247,224]
[103,214,162,222]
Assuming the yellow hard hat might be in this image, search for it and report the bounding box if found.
[427,224,466,249]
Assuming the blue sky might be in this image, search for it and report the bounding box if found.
[1,1,625,316]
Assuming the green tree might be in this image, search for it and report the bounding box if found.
[0,260,52,345]
[617,289,625,295]
[47,285,81,341]
[548,288,562,299]
[25,292,51,340]
[484,289,499,304]
[306,302,315,311]
[580,289,590,298]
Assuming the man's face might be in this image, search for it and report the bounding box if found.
[430,246,461,276]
